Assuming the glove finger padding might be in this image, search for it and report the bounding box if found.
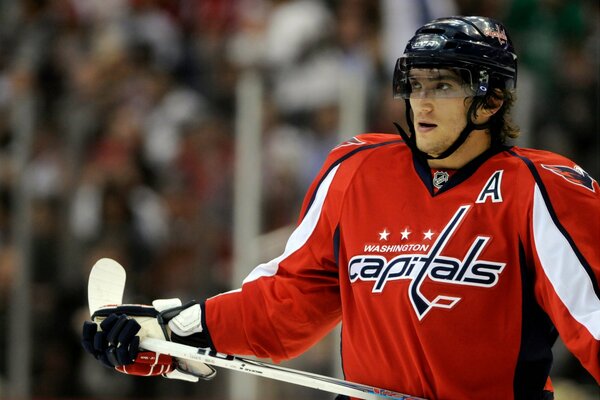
[83,308,158,369]
[104,315,141,366]
[106,315,140,346]
[82,320,113,368]
[82,320,98,354]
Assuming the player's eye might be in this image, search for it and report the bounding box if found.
[436,82,453,91]
[409,80,423,91]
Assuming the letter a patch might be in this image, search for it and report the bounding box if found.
[476,170,504,203]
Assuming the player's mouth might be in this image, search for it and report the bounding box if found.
[416,121,438,132]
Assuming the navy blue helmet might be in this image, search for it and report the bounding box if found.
[394,16,517,99]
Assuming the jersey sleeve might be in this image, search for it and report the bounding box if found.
[204,135,396,361]
[520,154,600,382]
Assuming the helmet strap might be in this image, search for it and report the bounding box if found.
[395,99,490,161]
[392,99,422,159]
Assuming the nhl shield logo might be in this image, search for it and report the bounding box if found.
[433,171,449,189]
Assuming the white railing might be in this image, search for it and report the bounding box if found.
[230,68,367,399]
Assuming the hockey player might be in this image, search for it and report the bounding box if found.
[82,16,600,399]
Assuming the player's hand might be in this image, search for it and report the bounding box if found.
[82,313,142,368]
[81,313,176,377]
[81,299,216,381]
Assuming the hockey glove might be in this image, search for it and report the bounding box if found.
[81,298,216,382]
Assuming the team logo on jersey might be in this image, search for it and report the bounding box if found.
[432,171,449,189]
[348,205,506,320]
[541,164,596,192]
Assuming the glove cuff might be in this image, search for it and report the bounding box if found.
[169,302,216,351]
[157,300,217,380]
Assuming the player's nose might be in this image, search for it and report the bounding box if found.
[411,97,434,114]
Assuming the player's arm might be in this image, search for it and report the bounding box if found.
[203,135,400,359]
[522,158,600,383]
[203,139,361,360]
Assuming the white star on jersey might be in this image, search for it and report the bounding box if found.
[379,229,390,241]
[423,230,435,240]
[400,228,411,240]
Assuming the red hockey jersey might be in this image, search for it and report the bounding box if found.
[205,134,600,399]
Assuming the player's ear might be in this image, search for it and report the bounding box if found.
[473,89,504,124]
[482,89,504,116]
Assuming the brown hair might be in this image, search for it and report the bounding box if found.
[472,89,520,143]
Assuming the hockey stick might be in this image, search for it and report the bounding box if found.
[140,338,424,400]
[88,258,426,400]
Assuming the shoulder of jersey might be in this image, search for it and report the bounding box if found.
[508,146,598,194]
[330,133,405,157]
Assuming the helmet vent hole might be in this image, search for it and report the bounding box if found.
[420,28,445,34]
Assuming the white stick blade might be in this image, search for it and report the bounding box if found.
[88,258,126,315]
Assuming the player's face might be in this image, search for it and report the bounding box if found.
[408,68,474,158]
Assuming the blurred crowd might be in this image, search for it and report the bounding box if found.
[0,0,597,399]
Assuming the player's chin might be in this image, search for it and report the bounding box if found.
[416,141,441,157]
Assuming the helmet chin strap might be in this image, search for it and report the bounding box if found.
[395,99,490,161]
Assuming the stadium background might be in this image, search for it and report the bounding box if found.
[0,0,598,399]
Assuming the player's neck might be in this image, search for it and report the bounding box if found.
[427,130,492,170]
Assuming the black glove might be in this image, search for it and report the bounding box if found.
[82,313,141,368]
[81,299,216,381]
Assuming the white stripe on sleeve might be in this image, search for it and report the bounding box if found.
[242,165,340,285]
[533,184,600,339]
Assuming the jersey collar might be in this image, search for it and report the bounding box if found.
[411,143,511,196]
